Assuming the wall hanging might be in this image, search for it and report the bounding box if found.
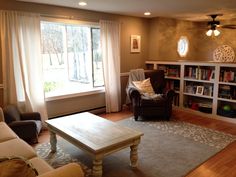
[213,45,235,62]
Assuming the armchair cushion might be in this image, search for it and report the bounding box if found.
[140,95,166,106]
[9,120,42,135]
[132,78,155,96]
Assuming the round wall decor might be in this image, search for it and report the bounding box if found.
[177,36,189,57]
[213,45,235,62]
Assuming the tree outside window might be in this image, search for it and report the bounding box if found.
[41,21,104,97]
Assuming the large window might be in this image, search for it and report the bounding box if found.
[41,20,104,98]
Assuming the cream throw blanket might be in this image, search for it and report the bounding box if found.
[126,69,145,104]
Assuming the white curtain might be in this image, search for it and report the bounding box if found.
[100,20,121,113]
[0,10,48,122]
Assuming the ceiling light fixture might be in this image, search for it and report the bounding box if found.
[206,29,220,37]
[206,25,220,37]
[78,1,87,6]
[144,12,151,16]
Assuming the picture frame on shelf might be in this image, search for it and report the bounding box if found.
[130,35,141,53]
[196,86,204,95]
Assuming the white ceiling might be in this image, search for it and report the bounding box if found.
[19,0,236,22]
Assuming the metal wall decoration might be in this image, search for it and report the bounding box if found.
[213,45,235,62]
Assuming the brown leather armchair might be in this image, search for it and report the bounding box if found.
[128,70,175,121]
[3,105,42,143]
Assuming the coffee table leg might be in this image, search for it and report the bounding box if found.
[130,139,140,168]
[50,131,57,153]
[92,158,103,177]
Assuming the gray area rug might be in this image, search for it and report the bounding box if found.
[35,118,236,177]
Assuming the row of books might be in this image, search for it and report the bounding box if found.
[166,80,180,91]
[219,70,236,82]
[185,67,214,81]
[158,65,180,77]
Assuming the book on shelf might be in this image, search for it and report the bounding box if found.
[166,80,179,91]
[159,65,179,77]
[220,70,235,82]
[167,68,179,77]
[185,66,213,80]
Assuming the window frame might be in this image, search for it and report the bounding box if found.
[40,17,104,101]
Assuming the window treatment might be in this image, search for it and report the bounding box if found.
[0,10,48,122]
[100,20,121,113]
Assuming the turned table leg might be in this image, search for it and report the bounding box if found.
[130,139,140,168]
[92,158,103,177]
[50,131,57,153]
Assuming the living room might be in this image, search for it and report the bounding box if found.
[0,0,236,177]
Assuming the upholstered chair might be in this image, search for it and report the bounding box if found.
[3,105,42,144]
[128,70,175,121]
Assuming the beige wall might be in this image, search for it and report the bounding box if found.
[0,0,149,116]
[1,1,236,116]
[148,17,236,61]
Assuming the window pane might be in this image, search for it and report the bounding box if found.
[41,21,104,98]
[41,22,66,97]
[92,28,104,87]
[67,25,92,84]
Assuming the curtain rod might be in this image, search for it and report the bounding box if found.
[40,13,99,23]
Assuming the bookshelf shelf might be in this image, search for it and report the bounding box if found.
[184,78,215,84]
[218,81,236,86]
[165,76,180,80]
[183,92,213,99]
[145,60,236,123]
[217,97,236,103]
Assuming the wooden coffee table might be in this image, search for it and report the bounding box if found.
[45,112,143,177]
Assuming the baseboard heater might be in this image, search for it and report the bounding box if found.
[49,106,106,119]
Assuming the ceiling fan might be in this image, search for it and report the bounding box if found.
[206,14,236,36]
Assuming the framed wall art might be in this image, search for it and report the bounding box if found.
[130,35,141,53]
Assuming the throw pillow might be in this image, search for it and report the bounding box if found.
[0,156,38,177]
[132,78,155,96]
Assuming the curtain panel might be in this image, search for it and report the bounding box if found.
[0,10,48,121]
[100,20,121,113]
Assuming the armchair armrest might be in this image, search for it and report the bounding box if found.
[128,87,142,107]
[21,112,41,121]
[165,89,175,101]
[9,120,37,129]
[38,163,84,177]
[128,87,141,100]
[8,120,38,139]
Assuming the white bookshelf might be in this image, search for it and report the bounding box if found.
[145,60,236,124]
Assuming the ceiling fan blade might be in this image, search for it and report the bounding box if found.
[220,24,236,29]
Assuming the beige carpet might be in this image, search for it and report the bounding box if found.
[35,118,236,177]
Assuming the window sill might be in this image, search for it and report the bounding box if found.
[45,87,105,101]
